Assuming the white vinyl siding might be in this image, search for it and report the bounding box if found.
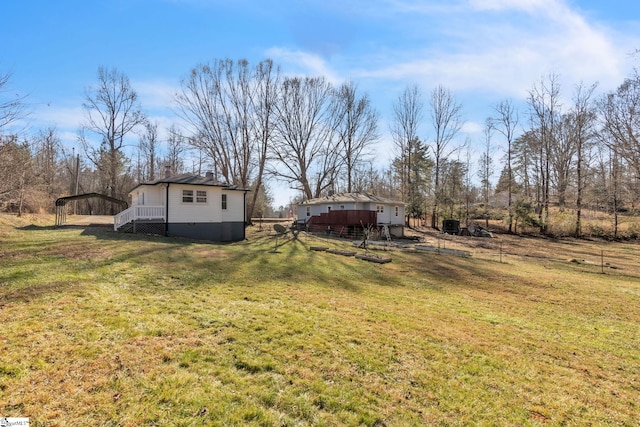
[132,185,165,206]
[221,191,244,222]
[169,185,223,223]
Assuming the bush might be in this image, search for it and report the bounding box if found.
[587,224,606,238]
[621,222,639,240]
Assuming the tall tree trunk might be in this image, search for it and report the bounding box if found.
[575,139,583,237]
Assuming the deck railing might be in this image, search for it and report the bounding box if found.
[114,205,165,231]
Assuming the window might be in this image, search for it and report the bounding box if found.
[182,190,193,203]
[306,207,311,217]
[221,194,228,210]
[340,205,345,210]
[196,190,207,203]
[395,206,399,216]
[376,205,384,213]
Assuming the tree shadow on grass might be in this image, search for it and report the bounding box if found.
[0,279,76,306]
[10,222,543,298]
[15,224,59,231]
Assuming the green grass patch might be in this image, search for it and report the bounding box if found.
[0,214,639,425]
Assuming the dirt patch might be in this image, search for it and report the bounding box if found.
[43,242,113,261]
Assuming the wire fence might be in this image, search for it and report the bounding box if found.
[296,226,640,278]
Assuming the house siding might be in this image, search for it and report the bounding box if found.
[123,177,247,242]
[221,191,244,222]
[166,184,220,223]
[134,185,164,206]
[298,201,405,226]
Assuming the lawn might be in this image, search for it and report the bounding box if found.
[1,214,639,426]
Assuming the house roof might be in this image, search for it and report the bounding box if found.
[299,192,404,206]
[130,173,249,192]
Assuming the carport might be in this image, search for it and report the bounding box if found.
[55,193,128,227]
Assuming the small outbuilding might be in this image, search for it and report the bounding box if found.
[442,219,461,235]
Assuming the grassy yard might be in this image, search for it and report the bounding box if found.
[1,214,639,426]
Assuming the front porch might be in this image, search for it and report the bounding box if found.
[114,205,165,232]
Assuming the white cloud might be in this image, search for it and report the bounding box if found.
[467,0,552,13]
[36,104,84,130]
[264,47,342,84]
[462,121,484,135]
[134,79,180,111]
[357,0,635,102]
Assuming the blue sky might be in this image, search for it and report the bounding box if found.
[4,0,640,206]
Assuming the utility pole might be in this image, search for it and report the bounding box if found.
[73,153,80,215]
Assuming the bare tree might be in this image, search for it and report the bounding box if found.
[32,127,61,199]
[176,59,281,220]
[478,119,494,228]
[164,125,189,175]
[463,146,474,225]
[249,59,280,219]
[550,114,577,210]
[391,84,425,224]
[599,70,640,181]
[571,82,598,237]
[176,59,253,186]
[270,76,337,200]
[138,121,159,181]
[79,67,146,207]
[0,70,28,133]
[491,99,519,232]
[527,73,561,234]
[610,145,622,237]
[0,135,32,215]
[332,80,379,192]
[428,84,464,228]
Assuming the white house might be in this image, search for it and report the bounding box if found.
[297,192,405,237]
[114,173,248,242]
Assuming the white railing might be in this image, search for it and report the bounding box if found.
[114,205,165,231]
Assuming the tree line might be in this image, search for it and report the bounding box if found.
[1,61,639,237]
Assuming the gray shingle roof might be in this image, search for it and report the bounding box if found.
[131,173,249,191]
[299,192,403,205]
